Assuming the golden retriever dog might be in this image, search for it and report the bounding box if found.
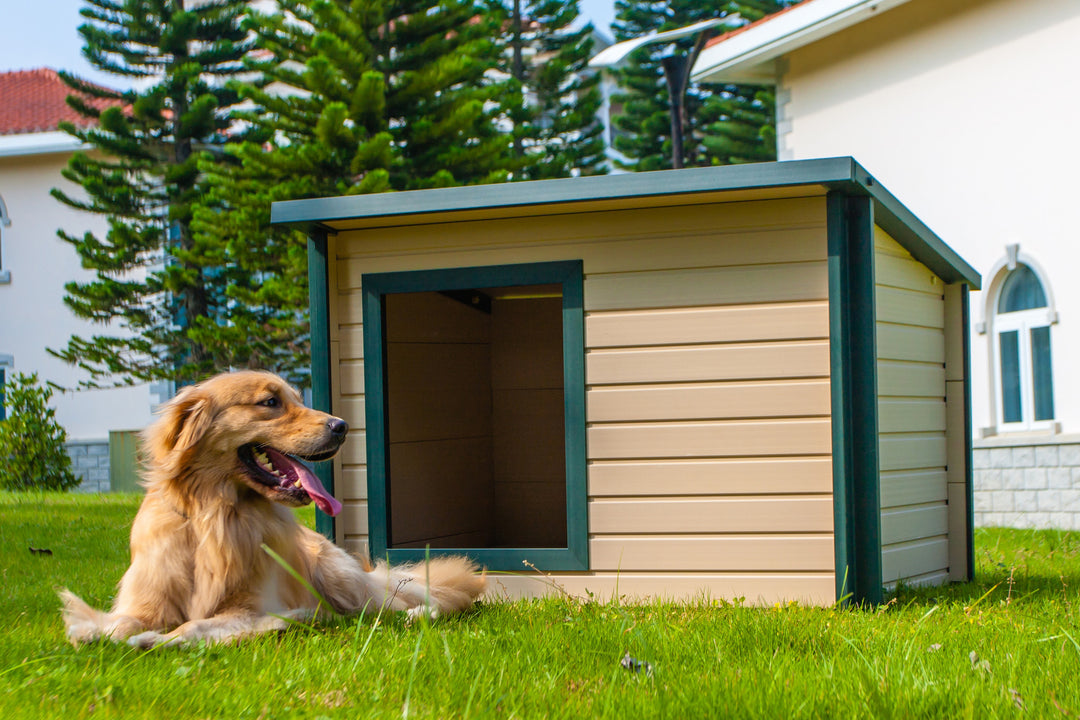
[60,370,486,648]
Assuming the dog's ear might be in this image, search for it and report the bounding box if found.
[146,385,214,459]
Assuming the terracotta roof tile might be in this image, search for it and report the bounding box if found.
[0,67,121,136]
[704,1,813,50]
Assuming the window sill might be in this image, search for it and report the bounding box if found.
[974,424,1080,449]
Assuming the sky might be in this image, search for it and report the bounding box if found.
[2,0,617,89]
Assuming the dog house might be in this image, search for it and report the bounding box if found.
[271,157,980,606]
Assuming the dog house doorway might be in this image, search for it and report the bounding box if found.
[362,261,587,571]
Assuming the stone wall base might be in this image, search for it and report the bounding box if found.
[974,435,1080,530]
[66,440,110,493]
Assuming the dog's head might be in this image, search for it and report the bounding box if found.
[143,371,347,516]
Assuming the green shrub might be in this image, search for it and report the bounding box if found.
[0,372,79,491]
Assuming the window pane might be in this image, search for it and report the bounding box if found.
[1031,325,1054,421]
[998,264,1047,313]
[1000,330,1022,423]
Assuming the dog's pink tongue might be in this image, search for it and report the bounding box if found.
[295,463,343,517]
[280,459,339,515]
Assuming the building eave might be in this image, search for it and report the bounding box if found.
[691,0,914,85]
[0,130,83,159]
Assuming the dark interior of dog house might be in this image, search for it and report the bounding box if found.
[382,283,567,550]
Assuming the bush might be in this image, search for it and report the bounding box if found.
[0,372,79,491]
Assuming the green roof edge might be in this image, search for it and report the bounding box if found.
[272,157,980,289]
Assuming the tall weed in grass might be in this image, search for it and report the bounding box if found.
[2,491,1079,718]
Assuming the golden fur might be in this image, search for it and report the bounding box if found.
[60,370,486,648]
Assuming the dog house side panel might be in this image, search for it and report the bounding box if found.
[874,227,951,587]
[331,194,838,604]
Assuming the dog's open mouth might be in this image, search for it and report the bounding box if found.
[238,445,343,517]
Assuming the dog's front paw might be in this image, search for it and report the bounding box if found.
[405,604,439,625]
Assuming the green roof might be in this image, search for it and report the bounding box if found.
[271,157,980,289]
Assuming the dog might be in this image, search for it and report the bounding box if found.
[60,370,486,648]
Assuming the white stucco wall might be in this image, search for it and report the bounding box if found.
[778,0,1080,438]
[0,149,154,441]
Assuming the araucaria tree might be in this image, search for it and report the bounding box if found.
[611,0,790,170]
[499,0,607,179]
[52,0,252,387]
[197,1,519,382]
[217,0,514,196]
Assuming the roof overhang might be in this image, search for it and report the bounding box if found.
[0,131,83,159]
[271,157,980,288]
[691,0,914,85]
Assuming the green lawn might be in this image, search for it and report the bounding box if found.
[2,491,1079,718]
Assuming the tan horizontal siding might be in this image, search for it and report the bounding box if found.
[339,501,368,536]
[880,469,948,508]
[879,435,947,472]
[338,225,830,281]
[881,538,949,584]
[875,249,945,295]
[338,432,367,466]
[587,340,830,385]
[883,569,950,590]
[589,535,834,572]
[588,458,833,496]
[878,399,946,433]
[340,467,368,501]
[339,359,365,389]
[876,323,944,363]
[876,287,945,328]
[880,503,949,545]
[873,226,910,256]
[588,418,832,460]
[336,196,825,259]
[340,327,364,360]
[488,572,836,605]
[586,302,829,348]
[338,291,364,325]
[329,197,837,602]
[875,228,949,588]
[877,361,946,398]
[589,497,833,534]
[587,380,831,423]
[337,396,366,430]
[586,262,828,311]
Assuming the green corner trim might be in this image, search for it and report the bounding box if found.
[307,229,335,542]
[361,260,588,572]
[828,191,883,606]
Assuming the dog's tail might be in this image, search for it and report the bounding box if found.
[58,589,144,645]
[371,556,488,618]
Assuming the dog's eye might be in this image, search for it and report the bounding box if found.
[257,397,279,408]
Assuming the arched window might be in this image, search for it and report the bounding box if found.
[992,262,1055,430]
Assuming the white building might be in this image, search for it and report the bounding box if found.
[0,68,154,489]
[693,0,1080,529]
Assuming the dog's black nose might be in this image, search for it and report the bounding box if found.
[327,418,349,438]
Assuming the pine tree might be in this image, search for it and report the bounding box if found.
[51,0,252,387]
[499,0,607,180]
[610,0,789,170]
[197,0,520,386]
